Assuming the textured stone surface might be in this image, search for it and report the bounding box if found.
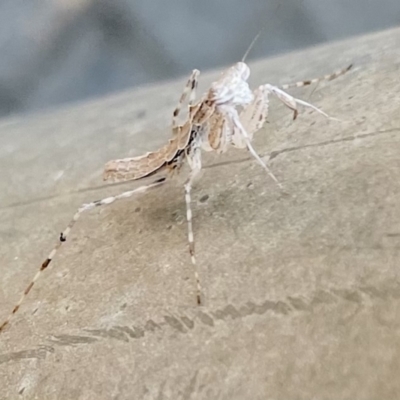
[1,28,400,399]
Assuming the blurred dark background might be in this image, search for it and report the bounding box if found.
[0,0,399,117]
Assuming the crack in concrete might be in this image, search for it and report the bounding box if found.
[207,128,399,169]
[2,128,397,211]
[268,128,399,160]
[2,279,400,364]
[0,345,54,365]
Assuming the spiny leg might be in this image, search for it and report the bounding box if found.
[264,84,333,120]
[280,64,352,90]
[172,69,200,129]
[229,83,333,184]
[231,86,269,149]
[274,64,352,120]
[226,106,282,189]
[184,141,203,305]
[236,81,338,136]
[233,70,346,149]
[0,178,166,334]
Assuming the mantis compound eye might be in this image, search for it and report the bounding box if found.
[234,62,250,80]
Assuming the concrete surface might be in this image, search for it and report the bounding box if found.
[1,27,400,399]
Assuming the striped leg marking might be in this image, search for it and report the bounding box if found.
[0,178,165,333]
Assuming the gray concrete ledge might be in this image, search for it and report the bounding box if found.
[1,27,400,399]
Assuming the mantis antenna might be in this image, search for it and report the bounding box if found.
[241,26,266,63]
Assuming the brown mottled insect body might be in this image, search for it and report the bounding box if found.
[0,60,352,334]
